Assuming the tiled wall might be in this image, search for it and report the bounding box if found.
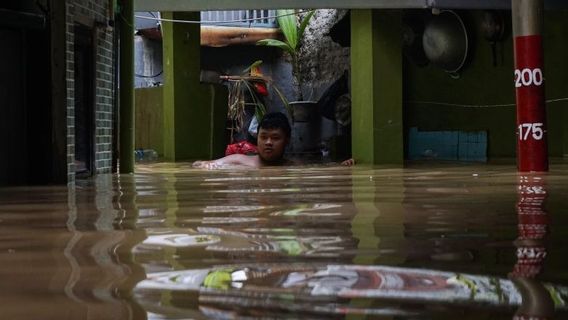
[66,0,115,184]
[408,127,488,162]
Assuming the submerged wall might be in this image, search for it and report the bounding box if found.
[404,10,568,159]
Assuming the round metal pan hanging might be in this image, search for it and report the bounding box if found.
[402,11,429,67]
[422,10,468,75]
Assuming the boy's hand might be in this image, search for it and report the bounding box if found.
[341,158,355,166]
[192,161,221,169]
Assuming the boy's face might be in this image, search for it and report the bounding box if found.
[257,127,289,163]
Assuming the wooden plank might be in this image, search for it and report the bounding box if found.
[201,26,280,47]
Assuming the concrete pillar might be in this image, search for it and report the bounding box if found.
[161,12,226,161]
[351,10,403,165]
[119,0,135,173]
[512,0,548,172]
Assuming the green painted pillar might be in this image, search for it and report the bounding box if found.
[161,12,226,161]
[119,0,135,173]
[351,10,403,165]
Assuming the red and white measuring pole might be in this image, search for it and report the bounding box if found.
[512,0,548,172]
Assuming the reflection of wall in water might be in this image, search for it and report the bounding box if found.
[351,170,407,266]
[60,175,146,318]
[0,175,146,318]
[132,171,360,265]
[401,171,518,271]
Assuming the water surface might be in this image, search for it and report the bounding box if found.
[1,161,568,319]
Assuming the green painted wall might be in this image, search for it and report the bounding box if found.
[545,11,568,158]
[161,12,227,161]
[351,9,403,165]
[135,87,164,156]
[134,83,226,160]
[405,10,568,158]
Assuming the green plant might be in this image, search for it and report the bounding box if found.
[223,60,289,137]
[257,9,316,101]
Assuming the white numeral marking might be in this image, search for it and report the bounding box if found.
[518,122,544,141]
[515,68,544,88]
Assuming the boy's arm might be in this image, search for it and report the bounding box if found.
[192,154,251,169]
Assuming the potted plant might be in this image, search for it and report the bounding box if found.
[222,60,290,141]
[257,9,316,122]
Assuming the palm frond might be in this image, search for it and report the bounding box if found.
[298,10,315,41]
[276,9,298,50]
[256,39,295,56]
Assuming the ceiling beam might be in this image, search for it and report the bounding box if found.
[134,0,430,11]
[427,0,510,10]
[134,0,567,12]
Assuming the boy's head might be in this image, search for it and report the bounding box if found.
[256,112,291,163]
[257,112,291,138]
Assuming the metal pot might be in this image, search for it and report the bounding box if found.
[290,101,318,123]
[289,101,321,154]
[422,10,468,74]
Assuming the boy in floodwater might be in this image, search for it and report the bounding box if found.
[192,112,354,169]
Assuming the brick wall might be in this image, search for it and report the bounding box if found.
[66,0,115,184]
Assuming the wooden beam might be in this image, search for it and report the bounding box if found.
[201,26,280,47]
[135,0,541,11]
[137,26,281,47]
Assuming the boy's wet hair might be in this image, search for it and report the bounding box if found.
[257,112,291,138]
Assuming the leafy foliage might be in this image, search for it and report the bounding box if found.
[257,9,316,101]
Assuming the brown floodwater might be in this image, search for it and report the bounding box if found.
[1,160,568,319]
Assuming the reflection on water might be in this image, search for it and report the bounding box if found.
[510,174,555,319]
[0,175,146,319]
[2,162,568,319]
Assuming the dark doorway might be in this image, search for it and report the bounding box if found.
[0,29,27,185]
[74,25,95,177]
[0,8,57,186]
